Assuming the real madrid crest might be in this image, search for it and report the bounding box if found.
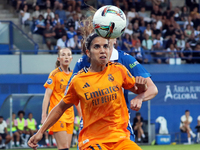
[108,74,114,82]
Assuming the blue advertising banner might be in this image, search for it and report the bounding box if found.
[151,82,200,105]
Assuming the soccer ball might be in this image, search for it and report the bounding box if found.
[93,5,126,39]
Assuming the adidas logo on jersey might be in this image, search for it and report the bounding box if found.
[83,82,90,88]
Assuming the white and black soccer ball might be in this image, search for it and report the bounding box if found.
[93,5,126,39]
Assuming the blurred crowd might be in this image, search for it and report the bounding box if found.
[8,0,200,64]
[0,110,80,148]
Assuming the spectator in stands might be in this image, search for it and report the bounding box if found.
[192,42,200,63]
[190,7,199,19]
[153,32,163,48]
[132,22,141,39]
[174,23,183,40]
[16,0,26,12]
[67,35,81,53]
[192,13,200,30]
[163,6,174,20]
[142,34,153,50]
[180,110,196,144]
[52,14,64,28]
[194,24,200,40]
[43,7,55,19]
[164,24,176,40]
[152,42,166,64]
[184,24,193,40]
[181,6,189,21]
[177,34,186,50]
[196,115,200,143]
[124,23,133,36]
[151,22,161,37]
[44,14,53,26]
[151,4,162,20]
[165,34,177,49]
[20,4,32,28]
[26,113,37,137]
[132,33,141,47]
[75,4,82,19]
[56,34,67,50]
[33,14,45,35]
[43,23,56,50]
[138,6,150,21]
[113,0,128,11]
[132,112,145,143]
[0,116,12,149]
[184,16,194,29]
[6,113,20,147]
[121,33,133,51]
[174,6,181,21]
[155,13,163,31]
[16,110,28,147]
[55,3,67,24]
[180,42,193,64]
[69,13,80,30]
[127,7,138,23]
[144,23,153,39]
[54,22,66,40]
[67,26,77,39]
[187,33,197,49]
[186,0,199,12]
[166,43,179,63]
[66,5,75,22]
[133,41,148,64]
[32,5,42,21]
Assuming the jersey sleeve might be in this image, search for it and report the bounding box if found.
[73,55,90,74]
[181,115,186,122]
[119,65,135,89]
[120,51,151,78]
[44,73,56,90]
[198,115,200,121]
[63,80,79,106]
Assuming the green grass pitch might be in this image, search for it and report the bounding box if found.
[14,144,200,150]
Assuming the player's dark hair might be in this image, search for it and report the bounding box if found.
[185,110,189,113]
[136,112,141,116]
[18,110,25,116]
[0,116,3,119]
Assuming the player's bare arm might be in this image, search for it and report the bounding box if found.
[28,100,73,149]
[41,88,53,124]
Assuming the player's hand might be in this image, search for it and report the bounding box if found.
[133,76,147,93]
[28,132,43,150]
[130,97,142,111]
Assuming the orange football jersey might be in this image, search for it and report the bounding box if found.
[44,67,74,123]
[63,62,136,149]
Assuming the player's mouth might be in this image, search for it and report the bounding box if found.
[65,60,69,63]
[99,56,107,60]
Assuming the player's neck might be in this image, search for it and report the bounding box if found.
[89,64,106,72]
[60,65,70,74]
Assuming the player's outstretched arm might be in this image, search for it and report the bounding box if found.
[28,100,73,149]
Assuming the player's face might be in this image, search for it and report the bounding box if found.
[58,48,72,67]
[87,37,110,66]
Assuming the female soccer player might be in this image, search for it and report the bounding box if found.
[28,32,150,150]
[74,17,158,143]
[41,48,81,150]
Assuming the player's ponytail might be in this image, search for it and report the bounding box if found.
[79,6,97,55]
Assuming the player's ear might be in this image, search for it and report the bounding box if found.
[86,49,90,58]
[57,57,60,62]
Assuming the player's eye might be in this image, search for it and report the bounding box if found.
[104,44,109,49]
[94,44,100,49]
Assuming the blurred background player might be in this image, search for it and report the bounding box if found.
[15,110,29,147]
[6,113,20,147]
[196,115,200,143]
[180,110,196,144]
[0,116,12,149]
[72,115,80,147]
[28,32,148,150]
[133,112,145,143]
[26,113,37,138]
[41,47,81,150]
